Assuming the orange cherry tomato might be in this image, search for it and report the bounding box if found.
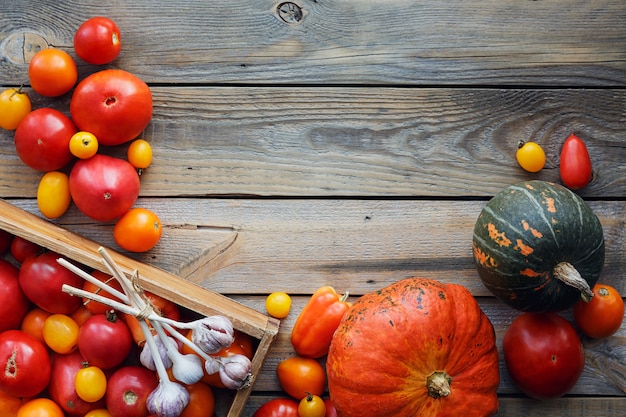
[276,356,326,400]
[298,393,326,417]
[42,314,80,354]
[0,87,31,130]
[516,141,546,173]
[573,283,624,339]
[28,48,78,97]
[37,171,71,219]
[114,208,163,252]
[75,365,107,402]
[180,381,215,417]
[84,410,113,417]
[69,131,99,159]
[127,139,153,169]
[20,307,51,344]
[70,305,94,326]
[17,398,64,417]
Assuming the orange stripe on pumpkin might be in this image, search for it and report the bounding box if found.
[487,223,511,247]
[515,239,534,256]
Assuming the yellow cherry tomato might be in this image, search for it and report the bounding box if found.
[37,171,71,219]
[84,410,113,417]
[69,131,99,159]
[75,365,107,402]
[0,87,32,130]
[42,314,79,354]
[266,292,292,319]
[127,139,153,169]
[516,141,546,173]
[298,393,326,417]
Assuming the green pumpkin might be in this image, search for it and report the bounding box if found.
[472,180,604,312]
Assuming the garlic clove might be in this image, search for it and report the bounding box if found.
[141,334,176,371]
[147,380,190,417]
[192,315,235,354]
[171,353,204,385]
[218,353,253,389]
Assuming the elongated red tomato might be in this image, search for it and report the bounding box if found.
[559,133,592,190]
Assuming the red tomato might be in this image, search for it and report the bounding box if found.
[0,260,30,333]
[74,17,122,65]
[13,108,77,172]
[18,251,84,314]
[503,312,584,400]
[48,351,106,415]
[0,330,51,397]
[81,270,124,315]
[70,69,152,146]
[9,236,42,263]
[276,356,326,400]
[573,283,624,339]
[0,230,12,254]
[28,48,78,97]
[559,133,593,190]
[105,366,158,417]
[78,312,133,370]
[69,154,141,221]
[324,398,338,417]
[253,398,299,417]
[114,208,163,252]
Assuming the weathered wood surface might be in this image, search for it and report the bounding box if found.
[1,0,625,416]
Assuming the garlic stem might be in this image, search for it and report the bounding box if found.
[140,319,170,382]
[57,257,128,302]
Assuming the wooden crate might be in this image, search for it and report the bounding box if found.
[0,198,280,417]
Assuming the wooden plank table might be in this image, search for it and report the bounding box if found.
[1,1,625,415]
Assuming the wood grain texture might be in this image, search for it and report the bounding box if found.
[7,198,626,297]
[1,0,625,85]
[1,87,625,198]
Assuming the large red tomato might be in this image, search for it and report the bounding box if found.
[0,260,30,333]
[13,108,76,171]
[106,365,158,417]
[74,17,121,65]
[69,154,140,221]
[503,312,584,400]
[19,251,84,314]
[49,351,106,416]
[0,330,51,397]
[78,312,133,370]
[70,69,152,146]
[253,398,299,417]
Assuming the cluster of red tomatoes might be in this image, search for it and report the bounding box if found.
[0,230,256,417]
[516,133,593,190]
[0,17,162,253]
[502,284,624,400]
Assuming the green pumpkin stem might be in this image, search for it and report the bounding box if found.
[426,371,452,399]
[553,262,594,303]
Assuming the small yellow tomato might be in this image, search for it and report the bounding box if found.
[127,139,153,169]
[266,292,292,319]
[75,365,107,402]
[69,131,99,159]
[42,314,79,354]
[0,87,32,130]
[84,410,113,417]
[37,171,71,219]
[298,393,326,417]
[516,141,546,173]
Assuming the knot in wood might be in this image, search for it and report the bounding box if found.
[2,32,49,64]
[277,2,303,24]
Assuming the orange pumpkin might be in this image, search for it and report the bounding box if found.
[326,278,499,417]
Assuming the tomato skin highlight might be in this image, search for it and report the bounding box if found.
[573,284,624,339]
[559,133,592,190]
[503,312,584,400]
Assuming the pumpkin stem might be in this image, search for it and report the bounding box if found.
[553,262,594,303]
[426,371,452,399]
